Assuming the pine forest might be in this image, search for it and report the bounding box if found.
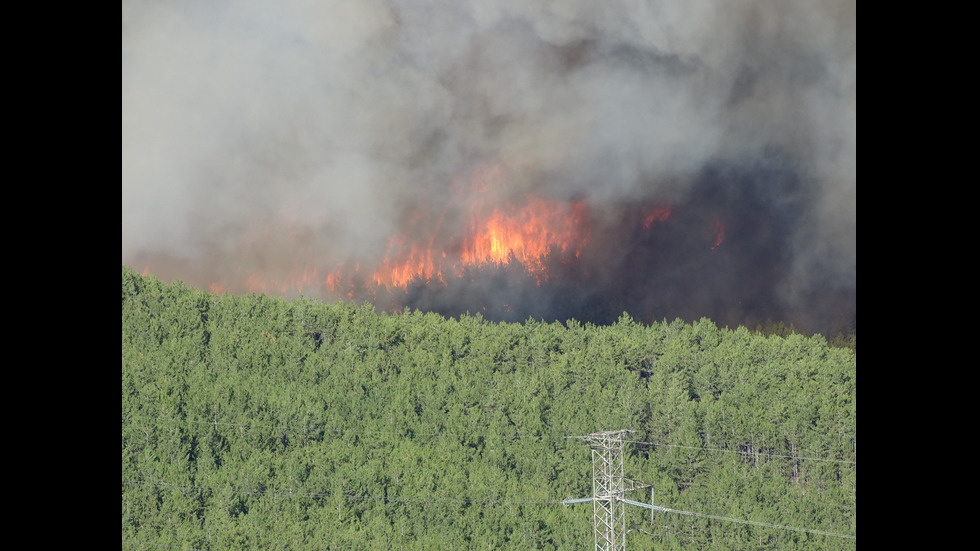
[121,265,855,549]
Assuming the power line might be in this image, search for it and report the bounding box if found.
[124,479,854,541]
[123,479,565,506]
[651,506,856,540]
[564,430,855,547]
[121,538,207,551]
[626,439,857,465]
[122,414,567,442]
[123,414,855,465]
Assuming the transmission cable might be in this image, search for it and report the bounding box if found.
[124,478,566,505]
[123,414,855,464]
[650,505,856,540]
[625,438,856,465]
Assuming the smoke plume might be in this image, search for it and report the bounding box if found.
[122,0,855,335]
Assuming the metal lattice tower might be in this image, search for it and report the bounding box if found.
[564,430,666,550]
[584,430,629,550]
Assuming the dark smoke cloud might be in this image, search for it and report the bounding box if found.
[122,0,855,335]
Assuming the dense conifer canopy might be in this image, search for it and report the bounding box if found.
[122,265,855,549]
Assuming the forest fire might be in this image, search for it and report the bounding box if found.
[458,195,590,283]
[209,160,739,305]
[263,163,597,296]
[122,1,855,336]
[126,154,856,335]
[371,194,591,290]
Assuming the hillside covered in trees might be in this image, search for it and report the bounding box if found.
[122,265,855,549]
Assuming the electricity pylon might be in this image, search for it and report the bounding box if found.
[564,429,666,551]
[587,429,628,550]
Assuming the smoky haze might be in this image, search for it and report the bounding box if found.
[122,0,855,335]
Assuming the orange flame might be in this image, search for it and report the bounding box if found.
[372,240,446,289]
[240,266,326,296]
[325,265,359,299]
[196,161,596,297]
[711,219,725,250]
[459,195,590,280]
[641,204,672,228]
[368,162,592,290]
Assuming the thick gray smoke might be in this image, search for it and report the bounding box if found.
[122,0,855,335]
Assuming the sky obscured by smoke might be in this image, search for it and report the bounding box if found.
[122,0,855,334]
